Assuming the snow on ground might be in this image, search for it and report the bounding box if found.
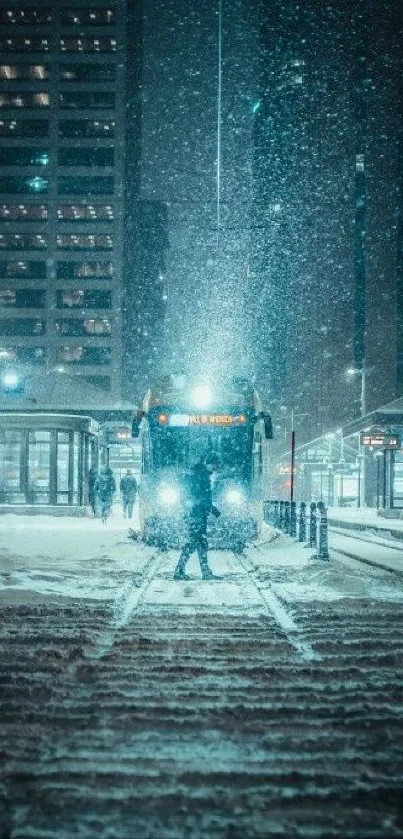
[328,504,403,533]
[0,514,402,610]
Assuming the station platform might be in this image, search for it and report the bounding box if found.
[327,506,403,543]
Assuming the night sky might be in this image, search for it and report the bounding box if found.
[136,0,402,439]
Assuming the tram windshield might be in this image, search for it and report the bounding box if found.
[150,424,252,478]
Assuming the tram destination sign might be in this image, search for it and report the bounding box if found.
[162,413,248,427]
[360,432,400,449]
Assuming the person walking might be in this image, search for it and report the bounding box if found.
[88,464,99,517]
[94,465,116,523]
[120,469,138,519]
[173,455,221,581]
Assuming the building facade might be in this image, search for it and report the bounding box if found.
[0,0,127,397]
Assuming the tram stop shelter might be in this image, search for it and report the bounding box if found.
[0,370,135,515]
[272,395,403,511]
[272,433,360,508]
[341,395,403,511]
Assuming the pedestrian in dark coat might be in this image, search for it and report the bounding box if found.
[174,456,221,581]
[120,469,138,519]
[94,465,116,523]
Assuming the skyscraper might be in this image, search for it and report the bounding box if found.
[0,0,160,401]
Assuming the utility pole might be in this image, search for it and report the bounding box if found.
[290,427,296,503]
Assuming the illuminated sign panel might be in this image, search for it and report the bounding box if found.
[189,414,240,426]
[158,413,248,427]
[360,432,399,449]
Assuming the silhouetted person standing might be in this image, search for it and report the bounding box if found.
[120,469,137,519]
[174,456,221,581]
[94,465,116,523]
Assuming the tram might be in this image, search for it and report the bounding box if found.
[132,374,273,549]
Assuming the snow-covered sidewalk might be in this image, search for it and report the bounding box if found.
[328,505,403,537]
[0,515,402,608]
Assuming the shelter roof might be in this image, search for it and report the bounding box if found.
[0,371,136,415]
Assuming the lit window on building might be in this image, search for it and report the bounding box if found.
[59,64,115,83]
[26,177,49,193]
[58,120,115,138]
[84,317,111,335]
[55,317,111,336]
[14,347,46,363]
[0,234,47,250]
[0,148,50,166]
[356,154,365,172]
[0,205,48,221]
[56,234,113,250]
[0,91,49,108]
[2,261,46,278]
[58,91,115,109]
[0,65,49,80]
[56,261,113,279]
[60,9,116,26]
[57,290,85,308]
[1,346,46,364]
[0,38,49,53]
[59,37,116,53]
[0,288,45,308]
[0,318,45,336]
[57,205,114,221]
[0,120,49,137]
[0,9,52,25]
[57,345,111,365]
[58,345,84,363]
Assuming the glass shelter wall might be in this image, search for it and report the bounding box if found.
[0,414,98,506]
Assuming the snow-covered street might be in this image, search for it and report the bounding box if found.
[1,514,403,837]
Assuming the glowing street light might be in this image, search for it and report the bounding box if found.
[346,365,366,416]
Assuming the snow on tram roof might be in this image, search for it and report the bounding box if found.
[143,375,262,411]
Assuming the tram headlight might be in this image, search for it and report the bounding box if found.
[225,488,245,506]
[159,485,180,505]
[192,384,212,409]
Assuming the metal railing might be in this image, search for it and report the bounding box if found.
[264,499,329,560]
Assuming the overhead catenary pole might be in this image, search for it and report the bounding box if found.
[290,408,295,503]
[290,428,296,503]
[216,0,222,253]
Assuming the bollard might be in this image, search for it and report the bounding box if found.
[269,499,276,526]
[315,501,329,560]
[290,500,297,537]
[298,501,306,542]
[274,499,280,529]
[279,500,285,531]
[284,500,291,534]
[309,502,317,548]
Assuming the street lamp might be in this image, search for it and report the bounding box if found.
[346,364,366,416]
[280,407,309,502]
[346,367,369,506]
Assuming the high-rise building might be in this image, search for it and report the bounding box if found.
[0,0,163,402]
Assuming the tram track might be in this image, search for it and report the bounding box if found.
[328,527,403,577]
[330,524,403,552]
[84,548,167,661]
[1,541,403,837]
[235,549,321,663]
